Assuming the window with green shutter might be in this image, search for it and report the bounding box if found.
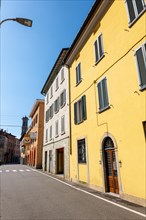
[74,95,87,124]
[97,78,109,112]
[135,43,146,90]
[94,34,104,64]
[125,0,145,25]
[76,63,82,85]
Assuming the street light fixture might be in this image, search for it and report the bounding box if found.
[0,17,33,27]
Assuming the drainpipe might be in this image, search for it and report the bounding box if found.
[65,64,72,181]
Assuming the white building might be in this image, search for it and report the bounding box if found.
[41,48,70,179]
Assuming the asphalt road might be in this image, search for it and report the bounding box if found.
[0,164,145,220]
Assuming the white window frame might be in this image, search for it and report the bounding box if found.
[45,129,48,143]
[55,77,59,91]
[94,33,104,64]
[60,89,66,108]
[97,77,110,112]
[54,97,59,114]
[76,63,82,85]
[61,115,65,134]
[49,125,52,140]
[61,68,65,83]
[55,120,59,137]
[46,92,49,104]
[125,0,146,26]
[134,42,146,90]
[50,86,53,98]
[77,138,87,164]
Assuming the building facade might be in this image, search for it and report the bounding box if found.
[41,48,70,179]
[28,99,44,168]
[0,129,20,164]
[20,100,44,168]
[65,0,146,206]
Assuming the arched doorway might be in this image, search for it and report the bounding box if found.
[103,137,119,194]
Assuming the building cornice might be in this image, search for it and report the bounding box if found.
[64,0,113,66]
[29,99,44,118]
[41,48,69,95]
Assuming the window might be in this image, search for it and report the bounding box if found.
[46,92,49,104]
[46,109,49,122]
[61,115,65,134]
[74,95,87,124]
[54,97,59,113]
[50,104,54,119]
[45,129,48,142]
[135,43,146,90]
[94,34,104,64]
[49,125,52,140]
[76,63,82,85]
[35,115,38,124]
[97,78,109,112]
[78,139,86,163]
[50,86,53,98]
[143,121,146,139]
[55,120,59,137]
[126,0,145,24]
[55,77,59,91]
[61,68,65,83]
[60,90,66,108]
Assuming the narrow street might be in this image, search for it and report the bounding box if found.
[0,164,145,220]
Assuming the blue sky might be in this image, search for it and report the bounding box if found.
[0,0,94,138]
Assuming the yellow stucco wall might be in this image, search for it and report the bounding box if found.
[69,0,146,206]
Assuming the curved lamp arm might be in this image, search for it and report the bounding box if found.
[0,18,32,27]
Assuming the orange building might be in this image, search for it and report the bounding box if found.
[26,99,44,168]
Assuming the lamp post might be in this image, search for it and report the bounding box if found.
[0,18,33,27]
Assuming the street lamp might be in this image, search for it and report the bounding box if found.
[0,18,33,27]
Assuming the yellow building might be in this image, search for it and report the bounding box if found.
[65,0,146,206]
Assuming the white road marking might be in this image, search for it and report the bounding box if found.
[34,169,146,218]
[19,169,24,172]
[5,170,10,172]
[12,170,17,172]
[26,169,31,172]
[0,170,2,173]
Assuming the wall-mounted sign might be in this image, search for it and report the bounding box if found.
[23,135,31,144]
[30,132,37,140]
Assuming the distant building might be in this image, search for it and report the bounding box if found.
[0,129,20,164]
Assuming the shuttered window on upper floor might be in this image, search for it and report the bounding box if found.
[125,0,146,25]
[76,63,82,85]
[135,42,146,90]
[94,34,104,64]
[60,89,66,108]
[45,109,50,122]
[97,78,109,112]
[74,95,87,124]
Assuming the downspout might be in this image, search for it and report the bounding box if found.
[65,64,72,181]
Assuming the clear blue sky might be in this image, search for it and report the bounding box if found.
[0,0,94,138]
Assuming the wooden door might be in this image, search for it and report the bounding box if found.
[104,137,119,194]
[105,149,119,194]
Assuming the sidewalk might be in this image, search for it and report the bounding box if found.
[36,168,146,215]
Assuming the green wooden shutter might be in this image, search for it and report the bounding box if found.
[94,40,98,63]
[82,95,87,121]
[135,46,146,88]
[74,102,77,124]
[97,82,103,110]
[102,78,109,108]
